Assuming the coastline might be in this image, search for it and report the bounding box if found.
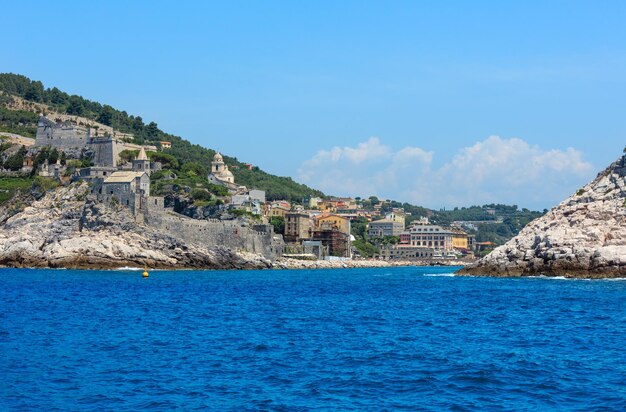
[455,265,626,279]
[273,258,467,270]
[0,257,468,271]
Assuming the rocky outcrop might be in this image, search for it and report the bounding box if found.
[0,183,273,270]
[458,153,626,278]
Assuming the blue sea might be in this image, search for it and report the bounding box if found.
[1,267,625,411]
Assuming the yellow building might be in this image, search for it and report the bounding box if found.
[268,205,290,218]
[316,201,334,212]
[451,229,469,250]
[315,214,351,235]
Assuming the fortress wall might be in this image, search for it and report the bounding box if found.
[146,211,282,259]
[117,142,158,152]
[90,138,117,167]
[35,120,90,149]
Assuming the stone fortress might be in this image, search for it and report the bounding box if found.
[33,116,283,260]
[36,116,157,155]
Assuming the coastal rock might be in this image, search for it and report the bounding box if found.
[458,153,626,278]
[0,183,273,270]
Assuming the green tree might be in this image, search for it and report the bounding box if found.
[97,105,115,126]
[350,217,369,240]
[190,188,212,201]
[148,151,179,169]
[24,81,44,102]
[181,161,207,177]
[48,148,59,165]
[118,149,139,164]
[3,146,27,171]
[145,122,159,140]
[48,87,67,105]
[352,239,379,258]
[269,216,285,235]
[66,96,85,116]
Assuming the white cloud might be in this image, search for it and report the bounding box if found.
[297,136,594,210]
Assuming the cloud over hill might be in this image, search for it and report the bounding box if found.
[298,136,593,209]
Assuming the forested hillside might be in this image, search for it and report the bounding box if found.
[0,73,544,245]
[0,73,323,202]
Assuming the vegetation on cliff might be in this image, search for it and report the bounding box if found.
[0,73,324,202]
[0,73,543,247]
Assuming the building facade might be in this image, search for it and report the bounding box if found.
[311,229,351,258]
[451,229,470,250]
[407,223,453,250]
[367,218,404,238]
[315,214,351,235]
[284,212,313,243]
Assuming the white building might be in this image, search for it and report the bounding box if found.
[407,223,453,250]
[207,152,235,184]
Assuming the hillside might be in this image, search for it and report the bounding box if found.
[0,73,543,247]
[0,73,323,202]
[458,151,626,278]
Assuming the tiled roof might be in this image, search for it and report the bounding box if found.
[103,171,146,183]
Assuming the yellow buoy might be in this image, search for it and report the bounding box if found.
[143,265,149,278]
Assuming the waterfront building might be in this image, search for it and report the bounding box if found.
[379,245,435,260]
[407,222,453,250]
[284,212,314,243]
[451,228,470,250]
[311,229,351,258]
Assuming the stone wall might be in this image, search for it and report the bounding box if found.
[117,142,158,153]
[146,211,283,259]
[35,117,90,149]
[90,136,117,167]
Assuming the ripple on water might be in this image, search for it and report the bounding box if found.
[0,266,625,410]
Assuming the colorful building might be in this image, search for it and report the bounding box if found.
[315,214,351,235]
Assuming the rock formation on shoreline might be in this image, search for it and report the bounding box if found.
[0,183,273,270]
[458,153,626,278]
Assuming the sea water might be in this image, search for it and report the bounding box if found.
[1,267,625,411]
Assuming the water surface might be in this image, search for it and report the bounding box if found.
[1,267,625,410]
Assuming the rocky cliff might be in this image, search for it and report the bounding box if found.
[458,153,626,278]
[0,183,273,270]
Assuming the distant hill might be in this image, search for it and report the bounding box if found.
[0,73,324,202]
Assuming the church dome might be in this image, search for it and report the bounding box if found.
[222,167,234,178]
[214,152,224,162]
[221,166,234,182]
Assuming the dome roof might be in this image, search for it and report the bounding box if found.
[222,168,234,178]
[214,152,224,162]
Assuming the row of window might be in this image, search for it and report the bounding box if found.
[411,241,446,247]
[411,235,449,240]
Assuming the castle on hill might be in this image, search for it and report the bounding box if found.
[35,116,157,166]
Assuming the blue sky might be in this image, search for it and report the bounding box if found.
[3,1,625,209]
